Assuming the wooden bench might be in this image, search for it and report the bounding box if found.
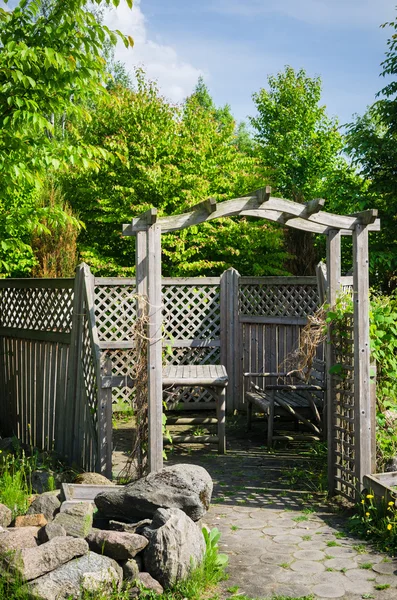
[244,359,326,448]
[162,364,228,454]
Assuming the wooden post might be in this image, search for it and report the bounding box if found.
[326,230,341,496]
[353,223,372,489]
[220,268,240,413]
[98,358,113,479]
[63,264,85,466]
[146,224,163,473]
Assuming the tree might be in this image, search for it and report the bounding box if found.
[345,15,397,289]
[250,66,343,274]
[61,73,288,276]
[0,0,133,274]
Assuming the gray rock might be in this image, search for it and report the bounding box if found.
[59,500,94,514]
[53,502,93,538]
[385,457,397,472]
[0,503,12,528]
[6,536,88,581]
[0,526,38,551]
[137,572,164,594]
[28,552,122,600]
[38,523,67,544]
[27,492,61,522]
[109,518,152,533]
[120,556,142,581]
[74,472,115,486]
[143,507,205,588]
[86,530,148,560]
[95,464,212,522]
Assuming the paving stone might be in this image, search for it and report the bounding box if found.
[259,552,294,565]
[232,506,263,514]
[293,549,325,561]
[343,577,375,595]
[298,540,326,551]
[230,517,269,529]
[372,561,397,575]
[229,553,262,566]
[324,557,358,571]
[324,545,358,558]
[345,567,376,580]
[276,570,316,585]
[273,534,303,545]
[375,574,397,586]
[275,583,313,597]
[290,559,325,574]
[312,583,345,598]
[296,520,324,530]
[273,518,303,528]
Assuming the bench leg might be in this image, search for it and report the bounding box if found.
[216,387,226,454]
[247,400,253,431]
[267,390,275,449]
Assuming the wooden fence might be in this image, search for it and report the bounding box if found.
[0,264,372,492]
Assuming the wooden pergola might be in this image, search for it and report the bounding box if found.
[123,187,380,493]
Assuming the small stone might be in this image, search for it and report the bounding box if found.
[0,503,12,528]
[27,493,61,522]
[74,472,115,485]
[15,514,47,528]
[120,557,142,581]
[37,523,66,544]
[0,526,39,551]
[60,501,94,517]
[6,536,88,581]
[86,530,148,560]
[53,502,93,538]
[137,572,164,594]
[372,561,397,575]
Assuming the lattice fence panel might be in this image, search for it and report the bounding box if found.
[95,284,136,342]
[163,283,221,405]
[0,286,73,331]
[239,283,319,317]
[332,313,356,500]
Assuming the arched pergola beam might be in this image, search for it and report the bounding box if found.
[122,189,380,236]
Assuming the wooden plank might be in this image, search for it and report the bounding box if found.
[220,268,239,413]
[0,327,71,344]
[146,224,164,473]
[239,276,317,285]
[165,435,219,444]
[353,223,372,490]
[123,207,158,235]
[326,229,341,497]
[98,358,113,479]
[0,278,74,289]
[62,483,124,502]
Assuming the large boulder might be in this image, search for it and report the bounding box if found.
[5,536,88,581]
[143,507,205,589]
[95,464,212,522]
[53,502,93,538]
[28,553,122,600]
[86,530,148,560]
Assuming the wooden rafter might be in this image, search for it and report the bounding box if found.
[122,187,381,236]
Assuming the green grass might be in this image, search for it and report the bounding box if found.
[374,584,390,590]
[359,563,373,570]
[326,541,341,547]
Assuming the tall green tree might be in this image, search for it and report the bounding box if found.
[0,0,133,274]
[250,66,343,274]
[62,74,288,276]
[345,14,397,289]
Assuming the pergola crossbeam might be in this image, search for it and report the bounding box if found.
[123,195,381,236]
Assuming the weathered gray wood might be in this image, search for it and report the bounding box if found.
[239,316,308,325]
[166,416,218,425]
[217,386,226,454]
[326,229,341,496]
[0,278,74,289]
[0,327,71,344]
[123,207,158,235]
[239,276,317,285]
[349,209,378,225]
[98,358,113,479]
[315,262,327,305]
[164,435,219,444]
[353,223,372,490]
[220,268,240,412]
[146,224,164,473]
[65,265,85,466]
[62,483,123,502]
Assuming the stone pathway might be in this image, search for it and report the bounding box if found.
[112,417,397,599]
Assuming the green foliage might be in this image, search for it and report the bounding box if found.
[349,492,397,554]
[62,73,287,276]
[326,291,397,469]
[251,66,343,201]
[0,447,33,517]
[0,0,133,275]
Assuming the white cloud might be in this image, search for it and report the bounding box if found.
[103,0,204,103]
[211,0,395,28]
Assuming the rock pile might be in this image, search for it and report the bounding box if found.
[0,464,212,600]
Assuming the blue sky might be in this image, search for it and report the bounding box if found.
[105,0,397,127]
